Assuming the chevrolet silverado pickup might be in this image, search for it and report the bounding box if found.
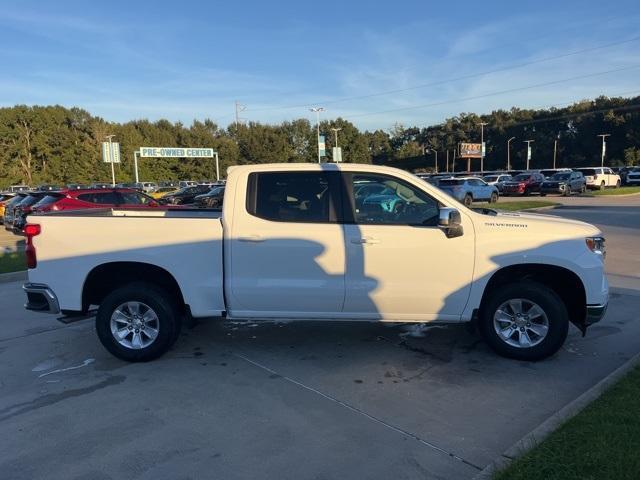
[22,163,608,362]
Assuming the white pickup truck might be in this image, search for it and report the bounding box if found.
[22,163,608,362]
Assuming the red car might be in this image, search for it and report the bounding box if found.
[501,172,545,196]
[30,188,161,214]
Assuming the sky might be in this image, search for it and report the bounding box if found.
[0,0,639,131]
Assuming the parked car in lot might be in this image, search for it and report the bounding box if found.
[438,177,499,206]
[540,171,586,196]
[150,186,180,199]
[194,186,225,208]
[483,174,512,192]
[1,193,28,227]
[0,193,17,224]
[6,185,30,193]
[30,188,161,216]
[23,163,608,363]
[178,180,198,188]
[502,172,545,196]
[160,185,211,205]
[9,191,51,233]
[624,167,640,185]
[575,167,621,190]
[539,168,572,179]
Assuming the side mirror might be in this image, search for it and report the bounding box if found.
[438,207,463,238]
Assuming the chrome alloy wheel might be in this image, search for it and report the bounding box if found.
[493,298,550,348]
[110,301,160,349]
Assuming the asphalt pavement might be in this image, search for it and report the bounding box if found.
[0,194,638,480]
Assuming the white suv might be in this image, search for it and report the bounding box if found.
[576,167,621,190]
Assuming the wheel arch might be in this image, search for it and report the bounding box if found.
[478,263,587,332]
[82,261,186,313]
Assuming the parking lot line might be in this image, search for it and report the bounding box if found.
[234,352,483,471]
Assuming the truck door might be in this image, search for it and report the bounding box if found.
[227,171,346,318]
[341,172,475,321]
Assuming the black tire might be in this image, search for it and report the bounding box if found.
[580,185,586,194]
[539,192,546,197]
[600,181,606,191]
[463,194,473,207]
[489,192,498,203]
[96,282,182,362]
[616,180,621,188]
[564,186,571,197]
[478,281,569,361]
[523,188,530,196]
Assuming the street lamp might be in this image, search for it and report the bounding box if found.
[479,122,488,174]
[427,148,438,173]
[309,107,325,163]
[507,137,516,171]
[597,134,610,167]
[523,140,534,170]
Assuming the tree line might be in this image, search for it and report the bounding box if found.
[1,94,639,188]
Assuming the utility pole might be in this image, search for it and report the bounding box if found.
[452,149,456,172]
[553,139,558,169]
[105,135,116,186]
[598,134,610,167]
[430,149,438,173]
[446,149,449,173]
[523,140,534,170]
[479,122,488,174]
[309,107,325,163]
[234,101,246,132]
[507,137,516,170]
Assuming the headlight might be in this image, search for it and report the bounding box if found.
[586,236,606,256]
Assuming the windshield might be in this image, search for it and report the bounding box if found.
[550,173,571,180]
[33,194,64,207]
[483,176,499,182]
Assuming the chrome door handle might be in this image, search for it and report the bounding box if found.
[350,237,380,245]
[238,235,265,243]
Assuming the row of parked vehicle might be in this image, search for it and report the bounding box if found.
[0,181,226,235]
[416,166,632,206]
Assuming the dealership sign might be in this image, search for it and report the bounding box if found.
[459,142,482,158]
[140,147,215,158]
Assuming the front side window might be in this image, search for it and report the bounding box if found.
[349,174,439,226]
[248,172,333,223]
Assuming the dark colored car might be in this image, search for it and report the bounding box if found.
[194,186,225,208]
[501,172,545,196]
[10,191,51,233]
[2,193,28,227]
[160,185,211,205]
[625,167,640,186]
[540,171,586,196]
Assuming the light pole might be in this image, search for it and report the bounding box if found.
[428,149,438,173]
[105,135,116,186]
[598,134,610,167]
[133,150,140,183]
[214,151,220,181]
[553,139,558,169]
[507,137,516,170]
[479,122,488,174]
[331,127,341,148]
[523,140,534,170]
[310,107,325,163]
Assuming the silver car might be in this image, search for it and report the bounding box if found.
[438,177,499,206]
[483,174,512,192]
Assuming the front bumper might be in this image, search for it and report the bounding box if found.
[540,185,565,194]
[586,303,608,326]
[23,283,61,314]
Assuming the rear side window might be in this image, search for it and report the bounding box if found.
[34,194,63,207]
[247,172,335,223]
[439,179,463,186]
[119,192,154,205]
[77,192,120,204]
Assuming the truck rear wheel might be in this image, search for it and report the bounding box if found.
[463,194,473,207]
[479,281,568,361]
[96,282,181,362]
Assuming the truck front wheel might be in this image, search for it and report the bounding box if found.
[479,281,568,361]
[96,282,181,362]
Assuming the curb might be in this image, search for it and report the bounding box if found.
[0,270,27,284]
[473,351,640,479]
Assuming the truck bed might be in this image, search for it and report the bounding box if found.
[27,208,225,317]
